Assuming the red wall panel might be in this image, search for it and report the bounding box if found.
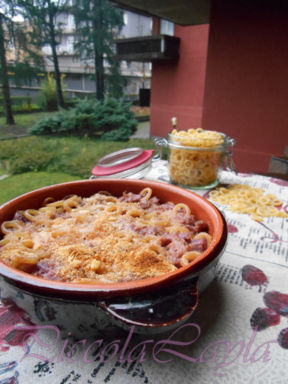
[202,0,288,173]
[150,24,209,137]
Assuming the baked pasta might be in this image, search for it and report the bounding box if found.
[169,128,224,187]
[0,188,212,284]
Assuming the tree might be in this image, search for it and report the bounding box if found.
[0,4,15,124]
[7,19,44,87]
[17,0,68,109]
[72,0,124,100]
[0,0,45,124]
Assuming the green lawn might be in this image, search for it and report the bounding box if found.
[0,172,79,205]
[0,136,155,177]
[0,112,54,139]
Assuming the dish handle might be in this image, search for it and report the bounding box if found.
[98,277,198,329]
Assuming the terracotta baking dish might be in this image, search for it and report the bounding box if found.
[0,179,227,334]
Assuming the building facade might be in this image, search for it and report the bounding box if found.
[6,9,152,101]
[114,0,288,173]
[42,10,152,99]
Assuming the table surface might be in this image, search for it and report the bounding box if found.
[1,161,288,384]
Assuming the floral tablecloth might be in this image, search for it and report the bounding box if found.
[1,161,288,384]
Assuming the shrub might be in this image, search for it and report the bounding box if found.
[38,73,66,111]
[101,126,132,141]
[0,137,56,174]
[21,103,42,113]
[0,104,41,115]
[30,97,138,141]
[9,151,55,174]
[65,98,79,108]
[0,136,156,178]
[0,95,31,106]
[30,112,66,135]
[0,95,42,115]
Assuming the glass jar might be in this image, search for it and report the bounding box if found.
[155,131,236,189]
[90,147,155,179]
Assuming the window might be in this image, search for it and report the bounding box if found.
[123,13,128,26]
[160,19,174,36]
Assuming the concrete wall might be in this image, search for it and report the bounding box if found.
[203,0,288,173]
[150,24,209,137]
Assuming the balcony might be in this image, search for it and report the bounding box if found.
[115,35,180,62]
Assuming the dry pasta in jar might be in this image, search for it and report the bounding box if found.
[168,128,231,189]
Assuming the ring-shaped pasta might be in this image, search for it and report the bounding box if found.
[23,209,40,221]
[273,199,282,207]
[251,214,262,222]
[39,206,56,217]
[47,200,65,208]
[173,203,191,216]
[258,196,270,204]
[1,220,24,234]
[63,196,81,212]
[42,197,55,206]
[126,208,143,218]
[147,244,164,255]
[63,194,77,200]
[209,183,288,221]
[97,191,112,196]
[193,232,212,247]
[140,187,152,200]
[105,204,118,213]
[180,251,201,267]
